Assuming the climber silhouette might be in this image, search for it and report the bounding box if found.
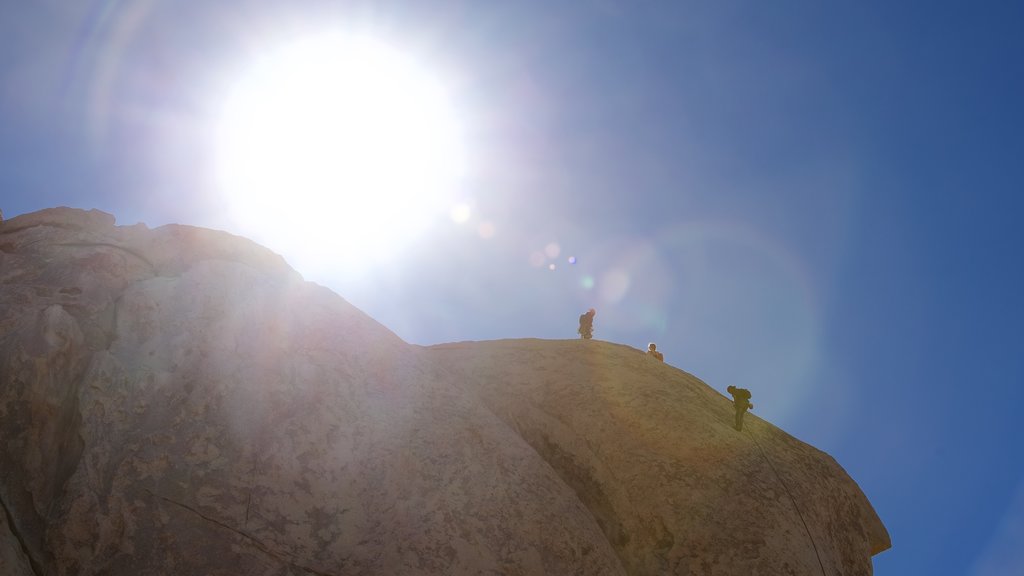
[727,385,753,431]
[647,342,664,361]
[578,308,596,339]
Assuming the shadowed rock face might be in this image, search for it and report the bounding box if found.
[0,208,889,575]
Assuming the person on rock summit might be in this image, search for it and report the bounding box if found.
[727,385,753,431]
[647,342,664,362]
[578,308,596,339]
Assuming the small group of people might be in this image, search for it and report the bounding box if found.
[577,308,754,432]
[579,308,665,361]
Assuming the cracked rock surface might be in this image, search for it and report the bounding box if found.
[0,207,889,575]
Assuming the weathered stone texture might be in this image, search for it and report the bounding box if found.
[0,207,888,575]
[428,339,889,575]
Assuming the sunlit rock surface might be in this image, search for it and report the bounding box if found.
[0,207,889,575]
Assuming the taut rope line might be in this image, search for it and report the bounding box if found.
[746,424,827,576]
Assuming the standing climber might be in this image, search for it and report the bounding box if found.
[726,385,753,431]
[578,308,596,339]
[647,342,664,362]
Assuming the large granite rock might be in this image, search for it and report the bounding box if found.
[428,340,890,574]
[0,207,889,575]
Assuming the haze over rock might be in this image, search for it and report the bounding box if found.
[0,207,889,575]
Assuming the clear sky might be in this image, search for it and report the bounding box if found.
[2,2,1022,574]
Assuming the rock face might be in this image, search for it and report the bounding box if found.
[0,208,889,575]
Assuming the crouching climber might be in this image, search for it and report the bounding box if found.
[726,385,753,431]
[647,343,664,361]
[578,308,596,339]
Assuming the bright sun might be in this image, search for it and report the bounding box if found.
[213,31,466,273]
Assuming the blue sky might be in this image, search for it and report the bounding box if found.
[2,2,1022,574]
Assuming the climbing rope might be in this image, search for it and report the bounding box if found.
[746,423,828,576]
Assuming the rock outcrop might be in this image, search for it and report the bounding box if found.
[0,207,889,575]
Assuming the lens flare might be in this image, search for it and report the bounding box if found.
[478,221,496,239]
[544,242,561,258]
[600,268,631,302]
[450,203,471,223]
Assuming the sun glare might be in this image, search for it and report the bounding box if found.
[213,32,466,273]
